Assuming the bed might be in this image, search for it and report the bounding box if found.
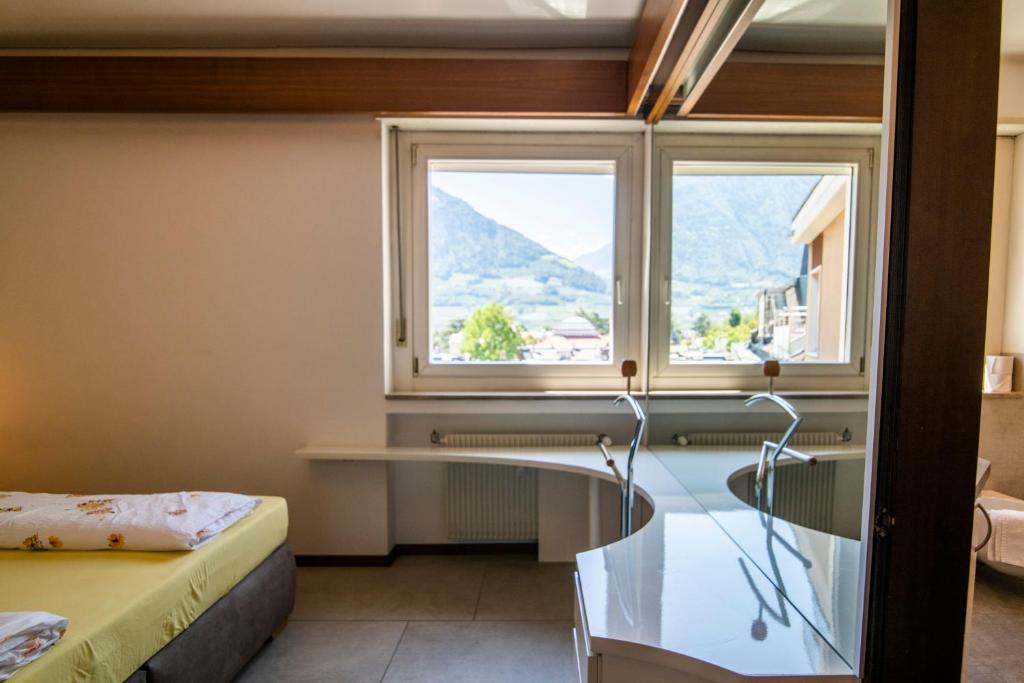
[0,496,294,682]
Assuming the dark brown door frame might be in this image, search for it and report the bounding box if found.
[865,0,1001,679]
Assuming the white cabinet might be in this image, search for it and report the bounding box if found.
[574,571,599,683]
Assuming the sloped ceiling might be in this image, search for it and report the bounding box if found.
[0,0,645,49]
[740,0,886,55]
[743,0,1022,57]
[0,0,1017,56]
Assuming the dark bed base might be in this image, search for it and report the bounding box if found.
[127,543,296,683]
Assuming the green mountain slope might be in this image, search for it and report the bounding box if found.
[671,174,819,325]
[429,187,606,294]
[573,242,614,284]
[425,176,818,335]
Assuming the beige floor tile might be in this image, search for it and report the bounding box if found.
[381,620,576,683]
[474,562,576,620]
[235,621,406,683]
[970,565,1024,682]
[293,558,485,621]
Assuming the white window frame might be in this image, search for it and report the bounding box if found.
[806,264,823,359]
[389,131,645,393]
[649,134,879,392]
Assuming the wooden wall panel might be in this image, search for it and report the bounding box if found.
[0,55,889,121]
[691,61,885,121]
[0,57,628,116]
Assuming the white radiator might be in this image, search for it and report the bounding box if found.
[729,454,839,532]
[777,460,838,534]
[683,431,843,447]
[735,460,839,534]
[687,432,843,533]
[441,433,597,448]
[444,433,596,542]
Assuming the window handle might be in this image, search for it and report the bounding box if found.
[662,277,671,306]
[616,278,624,306]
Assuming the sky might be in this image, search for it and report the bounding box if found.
[429,170,614,260]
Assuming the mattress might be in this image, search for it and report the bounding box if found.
[0,496,288,683]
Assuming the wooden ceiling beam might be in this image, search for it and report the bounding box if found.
[645,0,716,123]
[673,0,763,117]
[0,56,627,116]
[689,61,885,121]
[645,0,763,124]
[0,55,886,121]
[626,0,689,117]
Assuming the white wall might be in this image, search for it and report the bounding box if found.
[1003,135,1024,389]
[0,113,874,556]
[0,114,390,554]
[987,138,1015,355]
[1000,57,1024,123]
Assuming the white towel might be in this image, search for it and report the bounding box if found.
[0,492,260,551]
[988,508,1024,567]
[0,612,68,681]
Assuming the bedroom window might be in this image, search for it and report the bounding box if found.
[648,136,878,392]
[388,129,877,394]
[389,131,643,393]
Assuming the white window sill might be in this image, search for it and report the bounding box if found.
[384,391,869,415]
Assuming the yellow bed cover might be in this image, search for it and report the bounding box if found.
[0,496,288,683]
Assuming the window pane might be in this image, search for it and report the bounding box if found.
[670,164,852,363]
[428,160,615,364]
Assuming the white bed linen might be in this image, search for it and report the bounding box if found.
[0,492,260,551]
[0,612,68,681]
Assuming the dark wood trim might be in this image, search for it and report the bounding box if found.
[0,57,627,116]
[864,0,1001,679]
[0,55,887,121]
[626,0,689,116]
[294,542,538,567]
[688,61,885,121]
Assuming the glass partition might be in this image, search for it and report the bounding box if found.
[643,0,886,662]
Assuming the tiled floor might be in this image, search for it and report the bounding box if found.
[236,554,578,683]
[969,564,1024,682]
[236,553,1024,682]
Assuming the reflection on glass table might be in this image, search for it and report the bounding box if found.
[652,443,866,667]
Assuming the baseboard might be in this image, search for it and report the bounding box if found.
[395,542,538,556]
[295,549,397,567]
[295,542,538,567]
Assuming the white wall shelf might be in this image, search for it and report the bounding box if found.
[384,391,868,415]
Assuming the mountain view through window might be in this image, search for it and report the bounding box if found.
[425,160,853,366]
[428,161,615,364]
[670,166,852,363]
